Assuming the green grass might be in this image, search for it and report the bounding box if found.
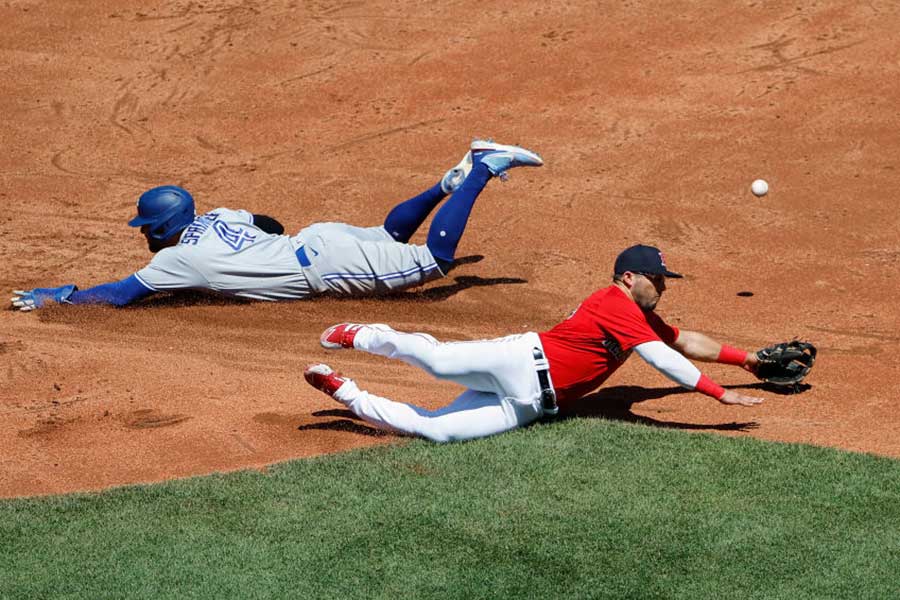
[2,419,899,599]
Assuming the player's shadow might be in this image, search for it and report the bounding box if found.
[731,381,813,395]
[393,254,527,300]
[301,254,527,303]
[391,274,528,301]
[134,291,253,308]
[302,381,811,437]
[298,409,391,437]
[565,385,760,432]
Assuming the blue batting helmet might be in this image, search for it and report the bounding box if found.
[128,185,196,240]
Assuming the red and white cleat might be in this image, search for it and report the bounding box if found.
[319,323,367,350]
[304,363,351,397]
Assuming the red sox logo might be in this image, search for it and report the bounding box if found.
[658,251,668,269]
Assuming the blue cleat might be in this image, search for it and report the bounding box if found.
[470,139,543,180]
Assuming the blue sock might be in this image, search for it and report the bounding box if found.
[383,183,447,243]
[426,162,492,263]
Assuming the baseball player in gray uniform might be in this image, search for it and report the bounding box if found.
[11,139,542,310]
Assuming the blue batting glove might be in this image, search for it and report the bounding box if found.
[10,285,77,311]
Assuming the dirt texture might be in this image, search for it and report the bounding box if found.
[2,0,899,498]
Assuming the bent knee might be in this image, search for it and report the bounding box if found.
[412,419,459,443]
[415,421,483,443]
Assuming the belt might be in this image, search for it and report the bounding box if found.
[295,245,312,267]
[532,347,558,417]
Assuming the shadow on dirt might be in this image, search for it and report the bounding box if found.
[300,380,816,436]
[565,381,812,431]
[299,408,391,437]
[381,274,528,302]
[734,381,813,395]
[565,385,765,432]
[136,291,253,308]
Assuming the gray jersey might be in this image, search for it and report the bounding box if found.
[135,208,312,301]
[133,208,442,301]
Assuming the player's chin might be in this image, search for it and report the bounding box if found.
[641,298,660,311]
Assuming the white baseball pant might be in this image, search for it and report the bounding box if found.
[332,326,546,442]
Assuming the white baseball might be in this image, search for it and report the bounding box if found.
[751,179,769,197]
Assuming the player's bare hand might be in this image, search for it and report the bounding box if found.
[719,389,763,407]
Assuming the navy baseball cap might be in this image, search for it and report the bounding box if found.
[614,245,683,278]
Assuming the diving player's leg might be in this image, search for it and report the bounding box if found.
[424,162,491,272]
[425,141,543,272]
[297,141,543,295]
[345,388,531,442]
[382,148,473,243]
[382,183,445,244]
[323,323,542,402]
[304,364,535,442]
[311,236,441,295]
[296,222,441,296]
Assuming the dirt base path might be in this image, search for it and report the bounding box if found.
[2,0,899,497]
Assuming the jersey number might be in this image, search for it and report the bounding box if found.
[213,221,257,251]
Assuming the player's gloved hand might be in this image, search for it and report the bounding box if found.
[718,389,763,407]
[754,341,816,386]
[10,285,77,311]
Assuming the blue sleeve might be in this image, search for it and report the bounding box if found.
[68,275,156,307]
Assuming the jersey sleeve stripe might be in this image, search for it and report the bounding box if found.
[133,272,159,291]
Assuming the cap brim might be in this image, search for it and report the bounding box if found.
[663,270,683,279]
[127,215,154,227]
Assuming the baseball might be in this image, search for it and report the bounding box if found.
[751,179,769,197]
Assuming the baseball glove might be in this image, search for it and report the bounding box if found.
[754,341,817,386]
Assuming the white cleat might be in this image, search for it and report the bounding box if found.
[440,149,474,194]
[470,139,543,180]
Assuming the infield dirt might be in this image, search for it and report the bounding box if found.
[2,0,899,497]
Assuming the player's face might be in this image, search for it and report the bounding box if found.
[634,272,666,310]
[140,225,166,253]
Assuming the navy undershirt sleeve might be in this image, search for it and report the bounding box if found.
[68,274,156,306]
[252,214,285,235]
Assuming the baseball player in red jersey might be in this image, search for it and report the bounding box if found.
[304,244,764,442]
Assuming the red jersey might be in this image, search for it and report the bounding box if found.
[538,285,679,404]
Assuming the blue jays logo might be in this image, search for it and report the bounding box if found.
[213,220,257,251]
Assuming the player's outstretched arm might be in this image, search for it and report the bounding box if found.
[671,329,759,373]
[10,275,155,311]
[69,275,156,306]
[634,341,763,406]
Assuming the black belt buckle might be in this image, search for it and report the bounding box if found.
[533,347,558,417]
[541,388,558,417]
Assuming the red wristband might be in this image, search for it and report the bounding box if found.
[695,374,725,400]
[717,344,748,367]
